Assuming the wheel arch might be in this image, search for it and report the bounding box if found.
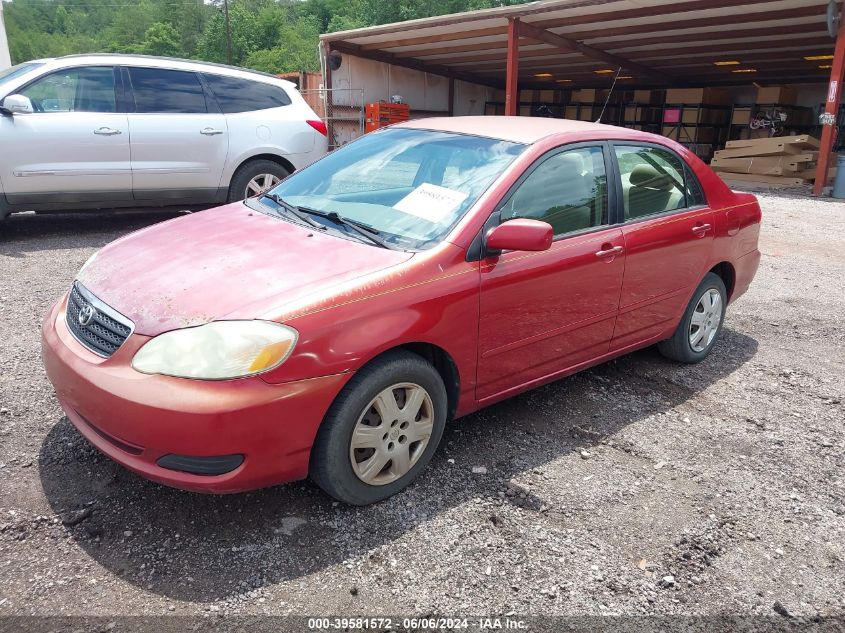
[231,153,296,180]
[709,261,736,300]
[357,342,461,422]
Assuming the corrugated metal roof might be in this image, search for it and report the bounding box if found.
[321,0,838,88]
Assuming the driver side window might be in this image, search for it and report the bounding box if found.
[21,66,116,114]
[500,146,608,238]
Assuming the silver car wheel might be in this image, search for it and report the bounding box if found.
[245,173,281,197]
[349,382,434,486]
[689,288,722,353]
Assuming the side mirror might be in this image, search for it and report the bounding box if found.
[485,218,553,254]
[1,94,34,115]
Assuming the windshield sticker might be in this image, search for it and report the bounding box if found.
[393,183,469,223]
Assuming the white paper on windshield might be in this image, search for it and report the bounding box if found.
[393,183,469,223]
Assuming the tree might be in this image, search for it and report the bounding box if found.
[140,22,180,57]
[5,0,533,72]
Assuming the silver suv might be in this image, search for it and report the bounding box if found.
[0,54,328,220]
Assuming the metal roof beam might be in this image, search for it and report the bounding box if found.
[516,20,670,83]
[329,41,504,89]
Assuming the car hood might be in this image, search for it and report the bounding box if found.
[78,203,414,336]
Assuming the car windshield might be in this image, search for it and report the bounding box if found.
[262,128,525,250]
[0,62,46,91]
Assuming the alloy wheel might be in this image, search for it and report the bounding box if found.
[349,383,434,486]
[245,173,281,197]
[689,288,722,353]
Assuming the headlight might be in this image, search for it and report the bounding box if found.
[131,321,298,380]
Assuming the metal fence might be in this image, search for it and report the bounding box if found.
[301,88,365,151]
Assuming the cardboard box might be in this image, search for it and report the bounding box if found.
[484,103,505,116]
[571,88,596,102]
[716,171,805,186]
[579,106,596,121]
[624,105,640,122]
[538,90,555,103]
[633,90,653,104]
[756,86,797,105]
[732,107,752,125]
[710,155,815,176]
[666,87,731,106]
[725,134,820,150]
[714,145,816,160]
[664,108,681,124]
[564,103,596,120]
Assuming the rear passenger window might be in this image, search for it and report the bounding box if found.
[615,146,689,221]
[128,67,207,114]
[500,147,608,237]
[203,74,291,113]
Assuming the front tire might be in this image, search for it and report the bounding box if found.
[657,272,727,363]
[227,159,290,202]
[310,351,448,505]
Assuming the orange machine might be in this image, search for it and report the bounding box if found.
[365,102,411,133]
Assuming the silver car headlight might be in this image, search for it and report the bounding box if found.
[131,321,298,380]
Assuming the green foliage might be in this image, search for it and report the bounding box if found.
[4,0,534,74]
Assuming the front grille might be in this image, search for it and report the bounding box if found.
[66,282,133,357]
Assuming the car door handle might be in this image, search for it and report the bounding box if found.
[692,223,712,234]
[200,127,224,136]
[595,245,624,258]
[93,127,122,136]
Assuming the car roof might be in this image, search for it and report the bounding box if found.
[35,54,296,89]
[396,116,648,145]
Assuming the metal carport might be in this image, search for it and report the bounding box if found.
[321,0,845,195]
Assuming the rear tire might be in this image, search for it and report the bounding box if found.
[657,272,727,363]
[227,159,290,202]
[310,350,448,505]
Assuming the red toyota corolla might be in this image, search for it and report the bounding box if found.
[41,117,761,505]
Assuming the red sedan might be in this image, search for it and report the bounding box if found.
[41,117,761,505]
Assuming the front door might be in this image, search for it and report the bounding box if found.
[477,145,625,401]
[125,66,229,203]
[0,65,131,205]
[610,143,715,350]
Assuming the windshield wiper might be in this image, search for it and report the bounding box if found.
[262,193,324,230]
[298,207,399,250]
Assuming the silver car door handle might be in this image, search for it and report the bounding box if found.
[93,127,122,136]
[200,127,224,136]
[692,223,712,234]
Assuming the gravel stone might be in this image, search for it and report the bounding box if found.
[0,192,843,617]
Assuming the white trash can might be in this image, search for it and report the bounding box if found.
[833,154,845,199]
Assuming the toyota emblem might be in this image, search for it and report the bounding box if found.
[78,304,97,327]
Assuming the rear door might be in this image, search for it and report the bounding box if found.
[0,65,131,205]
[124,66,228,203]
[610,143,714,351]
[477,144,625,400]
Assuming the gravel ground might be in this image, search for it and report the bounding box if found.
[0,195,843,622]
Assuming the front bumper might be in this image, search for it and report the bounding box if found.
[41,296,349,493]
